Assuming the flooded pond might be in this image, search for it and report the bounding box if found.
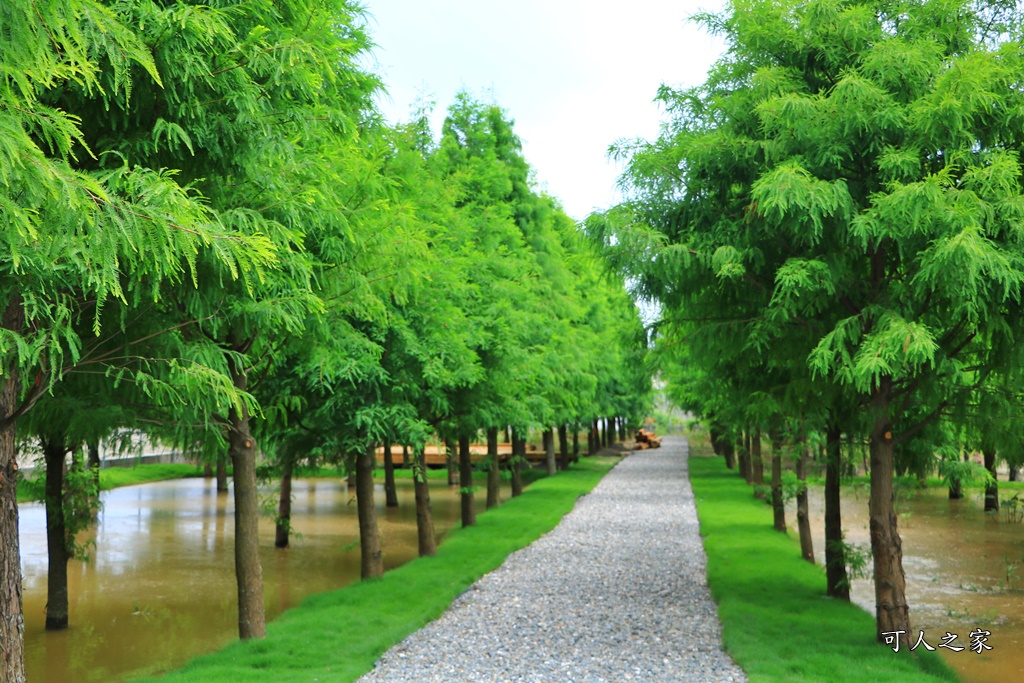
[20,475,494,683]
[801,484,1024,683]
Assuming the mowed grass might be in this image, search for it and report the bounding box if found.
[689,454,958,683]
[137,455,621,683]
[17,463,204,503]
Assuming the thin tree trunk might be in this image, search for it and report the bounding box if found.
[356,442,383,578]
[43,439,69,630]
[796,443,813,563]
[590,419,599,455]
[984,447,998,512]
[511,427,524,497]
[459,434,475,527]
[227,358,266,640]
[0,295,26,681]
[275,452,294,549]
[543,427,556,476]
[1011,466,1019,482]
[446,438,458,487]
[572,424,579,462]
[868,383,910,645]
[949,454,965,499]
[558,424,569,471]
[825,423,849,599]
[486,427,500,509]
[739,430,751,482]
[770,435,786,532]
[723,440,736,470]
[751,428,765,497]
[413,446,436,556]
[216,456,228,493]
[600,418,607,448]
[87,438,101,492]
[383,439,398,508]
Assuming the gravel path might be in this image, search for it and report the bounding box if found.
[358,436,746,683]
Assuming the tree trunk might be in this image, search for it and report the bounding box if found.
[383,439,398,508]
[216,455,228,493]
[796,444,814,563]
[43,439,69,631]
[868,385,910,645]
[356,442,383,577]
[413,446,436,556]
[0,295,26,681]
[751,428,765,497]
[739,430,751,482]
[770,435,786,533]
[543,427,556,476]
[572,424,579,462]
[458,434,475,527]
[825,423,849,600]
[558,424,569,471]
[87,438,101,492]
[511,427,524,497]
[227,360,266,640]
[618,417,626,442]
[275,452,293,549]
[486,427,500,509]
[983,447,998,512]
[445,438,458,487]
[1011,466,1019,482]
[600,418,607,448]
[723,440,736,470]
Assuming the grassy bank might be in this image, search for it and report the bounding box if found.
[689,454,958,683]
[17,463,203,503]
[140,455,621,683]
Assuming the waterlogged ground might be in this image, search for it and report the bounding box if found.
[20,475,495,683]
[799,484,1024,683]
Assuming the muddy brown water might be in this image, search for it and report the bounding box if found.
[799,484,1024,683]
[20,476,495,683]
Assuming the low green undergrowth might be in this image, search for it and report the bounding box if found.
[139,455,620,683]
[689,454,959,683]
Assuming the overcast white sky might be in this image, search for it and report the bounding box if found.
[362,1,729,221]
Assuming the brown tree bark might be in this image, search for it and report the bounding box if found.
[445,438,458,487]
[571,424,579,462]
[216,455,228,493]
[413,446,436,556]
[543,427,556,476]
[227,357,266,640]
[868,383,910,645]
[739,430,751,482]
[825,423,849,600]
[275,451,294,549]
[43,438,69,631]
[486,427,500,509]
[751,428,765,497]
[356,442,383,577]
[557,424,569,471]
[983,446,998,512]
[0,296,26,682]
[511,427,524,497]
[600,418,607,448]
[458,434,476,527]
[796,444,814,563]
[769,435,786,533]
[383,439,398,508]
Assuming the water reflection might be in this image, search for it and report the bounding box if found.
[21,475,488,683]
[800,485,1024,683]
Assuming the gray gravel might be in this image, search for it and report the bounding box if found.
[358,436,747,683]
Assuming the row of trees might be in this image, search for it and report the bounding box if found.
[590,0,1024,648]
[0,1,650,679]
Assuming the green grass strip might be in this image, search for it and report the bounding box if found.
[17,463,204,503]
[689,454,958,683]
[138,455,621,683]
